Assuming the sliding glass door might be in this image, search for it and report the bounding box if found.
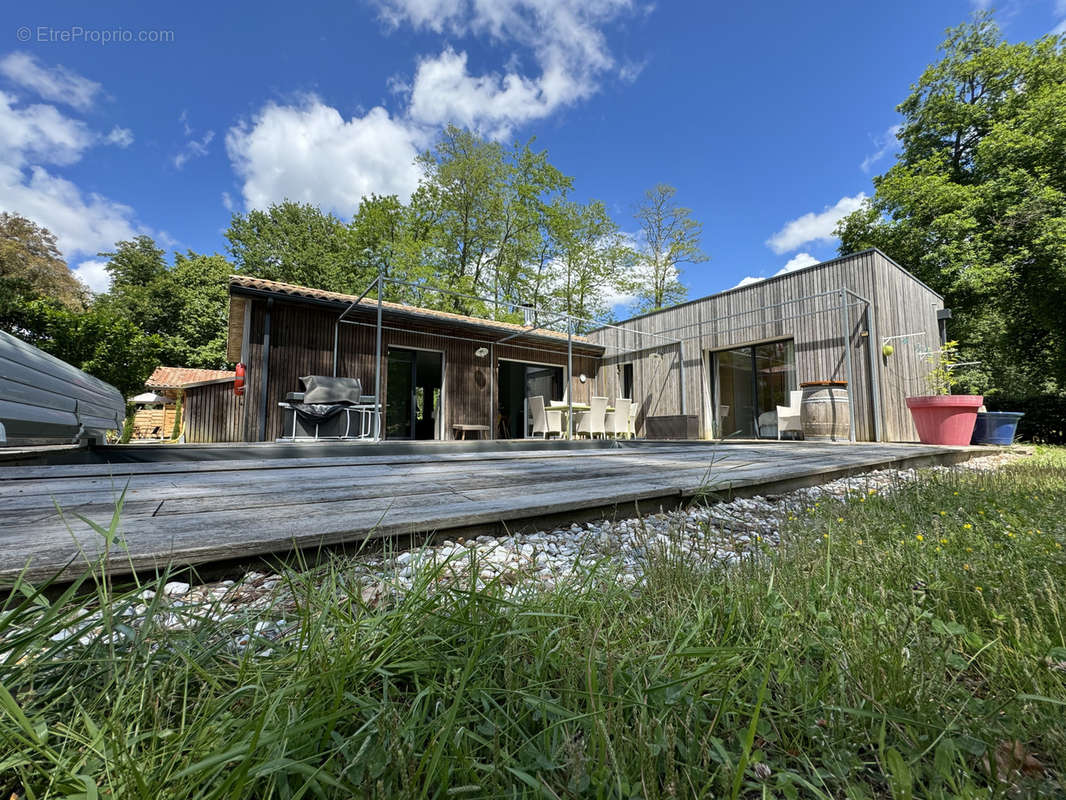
[386,348,443,440]
[714,340,795,438]
[497,360,564,438]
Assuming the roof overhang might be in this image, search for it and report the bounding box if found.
[226,280,605,359]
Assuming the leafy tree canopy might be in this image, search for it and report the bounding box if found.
[0,212,86,319]
[836,13,1066,397]
[630,184,707,315]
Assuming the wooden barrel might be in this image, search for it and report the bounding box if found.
[800,381,850,441]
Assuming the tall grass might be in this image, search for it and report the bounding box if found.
[1,449,1064,798]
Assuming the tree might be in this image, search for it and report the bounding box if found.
[14,299,162,399]
[96,236,174,339]
[226,201,369,293]
[168,252,232,368]
[630,184,706,314]
[835,13,1066,398]
[408,127,572,317]
[0,213,85,332]
[545,199,636,331]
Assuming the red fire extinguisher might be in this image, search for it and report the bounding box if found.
[234,362,246,396]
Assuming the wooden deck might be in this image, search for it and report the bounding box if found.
[0,441,992,583]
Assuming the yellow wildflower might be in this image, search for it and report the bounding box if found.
[916,534,924,542]
[963,523,973,530]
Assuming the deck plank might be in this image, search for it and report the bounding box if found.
[0,442,988,583]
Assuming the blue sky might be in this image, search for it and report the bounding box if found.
[2,0,1064,304]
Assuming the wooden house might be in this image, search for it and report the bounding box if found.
[224,276,604,442]
[587,248,946,442]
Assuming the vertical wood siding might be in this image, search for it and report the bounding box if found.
[184,382,244,443]
[237,299,601,442]
[589,251,942,442]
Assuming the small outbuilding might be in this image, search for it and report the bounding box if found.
[141,366,238,443]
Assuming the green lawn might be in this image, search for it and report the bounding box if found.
[1,448,1064,799]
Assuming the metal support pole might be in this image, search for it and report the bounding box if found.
[332,320,339,377]
[566,320,574,439]
[840,289,856,442]
[863,298,884,442]
[489,342,496,440]
[334,276,378,377]
[374,272,383,441]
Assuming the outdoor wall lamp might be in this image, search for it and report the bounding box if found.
[474,347,488,358]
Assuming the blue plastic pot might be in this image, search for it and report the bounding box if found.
[970,411,1024,445]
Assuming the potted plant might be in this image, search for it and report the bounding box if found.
[905,341,983,446]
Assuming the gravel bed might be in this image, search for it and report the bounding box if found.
[24,451,1021,654]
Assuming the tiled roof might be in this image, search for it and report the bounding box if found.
[146,366,235,389]
[227,275,592,345]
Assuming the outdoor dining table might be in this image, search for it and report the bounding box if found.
[545,402,614,438]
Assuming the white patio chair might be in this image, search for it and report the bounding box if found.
[776,390,803,440]
[605,397,631,439]
[574,396,608,439]
[626,399,637,439]
[529,395,562,439]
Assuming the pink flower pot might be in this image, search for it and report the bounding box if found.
[905,395,983,446]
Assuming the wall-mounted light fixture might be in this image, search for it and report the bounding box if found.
[579,374,587,383]
[474,347,488,358]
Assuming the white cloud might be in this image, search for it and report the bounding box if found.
[729,252,821,291]
[71,259,112,293]
[1054,1,1066,34]
[172,111,214,169]
[226,98,425,214]
[0,52,101,111]
[0,164,139,258]
[860,123,901,173]
[408,48,559,137]
[0,90,94,167]
[384,0,633,136]
[730,275,764,289]
[766,193,867,255]
[104,125,134,148]
[227,0,640,214]
[0,60,147,271]
[776,252,819,275]
[174,130,214,169]
[221,191,234,211]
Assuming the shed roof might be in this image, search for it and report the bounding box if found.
[226,275,602,361]
[146,366,235,389]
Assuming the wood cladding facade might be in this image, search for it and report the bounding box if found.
[229,294,602,443]
[587,250,944,442]
[184,382,244,443]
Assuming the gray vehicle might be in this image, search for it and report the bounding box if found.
[0,330,124,447]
